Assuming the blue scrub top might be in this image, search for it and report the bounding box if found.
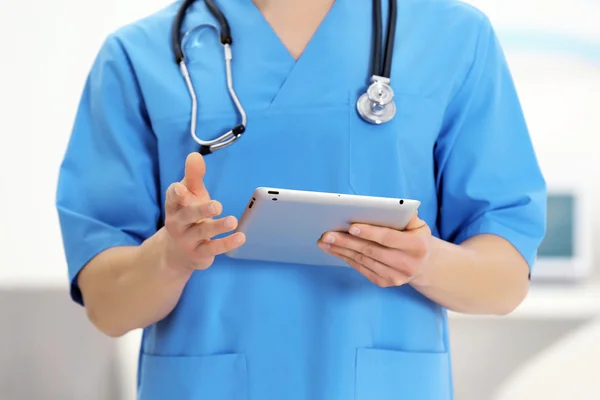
[56,0,546,399]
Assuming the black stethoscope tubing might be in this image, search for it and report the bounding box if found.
[372,0,397,79]
[172,0,232,63]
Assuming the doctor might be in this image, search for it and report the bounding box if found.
[56,0,546,399]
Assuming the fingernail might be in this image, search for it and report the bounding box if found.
[323,234,335,244]
[349,226,360,236]
[234,234,245,244]
[319,242,331,250]
[173,185,181,196]
[225,217,236,229]
[208,202,217,215]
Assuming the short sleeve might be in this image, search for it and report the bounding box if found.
[56,35,160,305]
[434,17,547,270]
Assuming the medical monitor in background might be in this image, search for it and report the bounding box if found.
[531,185,593,282]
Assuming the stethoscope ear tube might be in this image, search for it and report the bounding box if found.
[172,0,247,155]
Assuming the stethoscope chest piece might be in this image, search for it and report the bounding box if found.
[357,76,396,124]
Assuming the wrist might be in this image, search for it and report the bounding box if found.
[153,228,195,281]
[410,237,478,291]
[409,237,449,290]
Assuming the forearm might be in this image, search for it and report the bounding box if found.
[78,228,193,337]
[411,234,530,315]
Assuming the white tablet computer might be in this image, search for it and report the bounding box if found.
[226,187,420,267]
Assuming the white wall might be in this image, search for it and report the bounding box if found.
[0,0,172,286]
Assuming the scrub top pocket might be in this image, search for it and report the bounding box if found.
[355,347,452,400]
[347,94,444,200]
[138,353,248,400]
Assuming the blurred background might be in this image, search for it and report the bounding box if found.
[1,0,599,399]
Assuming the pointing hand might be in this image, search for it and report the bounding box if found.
[163,153,246,271]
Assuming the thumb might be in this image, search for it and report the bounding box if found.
[405,211,427,231]
[181,153,210,200]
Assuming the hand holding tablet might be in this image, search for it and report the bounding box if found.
[226,187,420,268]
[316,212,432,287]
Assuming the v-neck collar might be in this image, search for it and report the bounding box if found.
[246,0,339,64]
[235,0,348,108]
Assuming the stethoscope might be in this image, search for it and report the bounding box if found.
[172,0,398,155]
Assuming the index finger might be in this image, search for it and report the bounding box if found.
[347,223,413,251]
[181,153,210,201]
[349,211,426,246]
